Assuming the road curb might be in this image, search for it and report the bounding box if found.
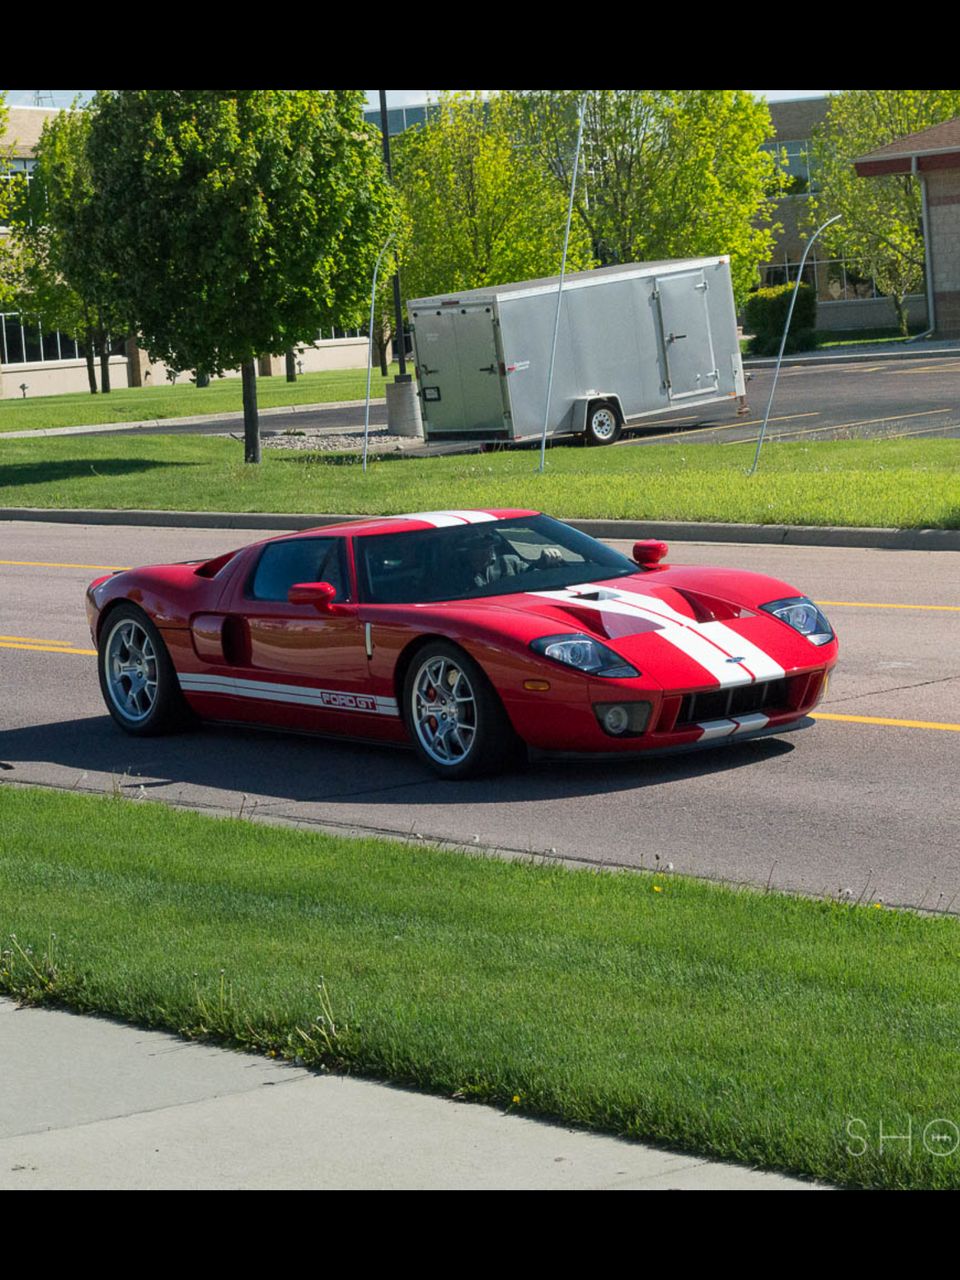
[3,507,960,550]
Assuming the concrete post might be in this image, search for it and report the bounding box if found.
[386,379,423,438]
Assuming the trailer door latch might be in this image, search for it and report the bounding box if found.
[479,364,498,373]
[667,332,687,343]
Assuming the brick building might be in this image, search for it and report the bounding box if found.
[855,118,960,337]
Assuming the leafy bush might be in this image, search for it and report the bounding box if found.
[745,282,817,356]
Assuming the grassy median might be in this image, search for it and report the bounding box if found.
[2,432,960,528]
[0,369,391,434]
[3,784,960,1189]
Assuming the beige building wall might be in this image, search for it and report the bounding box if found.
[0,355,130,399]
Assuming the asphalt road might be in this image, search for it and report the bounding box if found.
[2,520,959,913]
[6,351,959,449]
[624,354,960,446]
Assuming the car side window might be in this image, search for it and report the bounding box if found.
[248,538,349,602]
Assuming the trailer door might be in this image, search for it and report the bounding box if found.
[655,270,719,401]
[417,307,504,433]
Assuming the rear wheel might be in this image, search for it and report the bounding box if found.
[403,642,521,779]
[585,400,622,446]
[98,604,192,736]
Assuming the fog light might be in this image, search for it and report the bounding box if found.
[594,701,651,738]
[604,705,630,735]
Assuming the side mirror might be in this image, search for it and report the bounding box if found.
[288,581,338,610]
[632,540,668,567]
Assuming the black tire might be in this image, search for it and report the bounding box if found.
[585,399,622,446]
[98,603,193,736]
[402,641,523,780]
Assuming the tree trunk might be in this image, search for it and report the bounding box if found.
[196,371,210,388]
[97,311,111,394]
[241,358,261,464]
[285,349,297,382]
[378,331,389,378]
[893,294,909,337]
[83,328,98,394]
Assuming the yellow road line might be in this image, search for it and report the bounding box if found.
[640,412,819,444]
[889,363,960,374]
[0,640,96,655]
[813,712,960,733]
[816,600,960,612]
[0,559,128,571]
[0,633,91,647]
[1,639,957,731]
[878,421,960,442]
[728,407,953,444]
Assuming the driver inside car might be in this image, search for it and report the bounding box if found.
[462,529,563,589]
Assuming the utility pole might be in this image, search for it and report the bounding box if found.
[378,90,422,439]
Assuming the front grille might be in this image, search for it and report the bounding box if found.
[678,678,789,727]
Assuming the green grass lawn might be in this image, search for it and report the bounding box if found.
[3,784,960,1189]
[0,368,391,434]
[2,432,960,529]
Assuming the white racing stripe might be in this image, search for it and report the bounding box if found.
[697,623,785,682]
[695,713,771,741]
[178,672,399,717]
[384,510,498,527]
[530,585,770,688]
[696,719,738,740]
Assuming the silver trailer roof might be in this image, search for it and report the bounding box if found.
[407,256,729,309]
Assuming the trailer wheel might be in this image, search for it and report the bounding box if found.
[585,400,622,446]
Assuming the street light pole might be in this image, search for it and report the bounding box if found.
[378,91,422,440]
[748,214,841,476]
[379,90,409,383]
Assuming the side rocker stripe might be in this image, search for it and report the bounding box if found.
[178,673,399,716]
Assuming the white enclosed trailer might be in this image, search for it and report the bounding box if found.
[408,256,746,444]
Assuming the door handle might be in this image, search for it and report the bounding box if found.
[478,364,498,373]
[667,332,687,343]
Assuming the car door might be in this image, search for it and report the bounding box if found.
[186,535,396,738]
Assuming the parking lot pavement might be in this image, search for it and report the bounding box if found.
[0,999,823,1190]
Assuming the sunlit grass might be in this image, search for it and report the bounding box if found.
[2,433,959,529]
[3,784,960,1189]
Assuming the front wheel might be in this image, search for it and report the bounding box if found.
[98,604,192,736]
[585,400,622,446]
[403,642,521,779]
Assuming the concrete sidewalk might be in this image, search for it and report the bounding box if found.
[0,998,823,1190]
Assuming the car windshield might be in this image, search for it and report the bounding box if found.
[357,515,639,604]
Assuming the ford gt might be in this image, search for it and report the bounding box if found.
[85,510,838,778]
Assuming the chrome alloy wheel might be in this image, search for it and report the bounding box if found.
[104,618,159,723]
[411,654,478,766]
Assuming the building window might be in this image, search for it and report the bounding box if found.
[763,140,818,194]
[0,312,122,365]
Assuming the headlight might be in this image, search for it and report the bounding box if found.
[760,596,834,646]
[530,632,639,678]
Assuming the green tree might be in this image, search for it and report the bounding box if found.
[808,90,960,336]
[87,90,398,461]
[508,90,781,307]
[11,107,128,393]
[393,92,595,302]
[0,91,21,311]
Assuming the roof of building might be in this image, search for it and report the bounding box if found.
[2,105,64,157]
[855,118,960,176]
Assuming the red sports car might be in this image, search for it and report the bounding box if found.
[85,510,838,778]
